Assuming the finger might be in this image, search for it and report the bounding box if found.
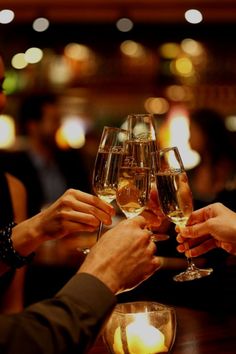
[130,215,148,229]
[60,209,102,227]
[179,223,212,240]
[141,210,162,228]
[65,198,114,225]
[147,238,157,255]
[176,244,185,253]
[217,241,236,255]
[187,204,216,225]
[185,239,217,257]
[73,190,115,215]
[176,234,185,243]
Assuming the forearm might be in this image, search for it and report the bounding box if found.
[0,273,116,354]
[10,216,47,257]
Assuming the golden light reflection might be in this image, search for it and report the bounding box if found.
[159,43,180,59]
[56,116,85,149]
[145,97,169,114]
[65,43,91,61]
[181,39,203,57]
[0,114,15,148]
[173,57,194,77]
[48,55,72,85]
[165,85,193,102]
[120,40,146,58]
[225,115,236,132]
[159,106,200,169]
[64,43,97,78]
[11,53,28,69]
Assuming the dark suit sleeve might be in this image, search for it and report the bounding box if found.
[0,273,116,354]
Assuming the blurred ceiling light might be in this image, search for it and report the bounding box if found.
[173,57,193,76]
[25,47,43,64]
[0,114,15,148]
[159,42,180,59]
[64,43,91,60]
[120,40,145,58]
[145,97,169,114]
[56,116,86,149]
[0,9,14,24]
[225,115,236,132]
[116,17,134,32]
[48,56,72,85]
[166,85,191,102]
[32,17,49,32]
[185,9,203,24]
[181,38,203,56]
[11,53,28,69]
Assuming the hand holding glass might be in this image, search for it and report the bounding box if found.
[153,146,213,281]
[82,126,128,254]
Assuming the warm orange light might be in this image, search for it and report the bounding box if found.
[56,117,85,149]
[160,106,200,169]
[0,115,15,148]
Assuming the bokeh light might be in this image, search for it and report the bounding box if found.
[0,9,14,24]
[33,17,49,32]
[116,18,133,32]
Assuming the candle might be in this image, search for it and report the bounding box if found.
[113,314,168,354]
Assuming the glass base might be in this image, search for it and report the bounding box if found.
[151,234,170,242]
[81,248,91,255]
[173,263,213,282]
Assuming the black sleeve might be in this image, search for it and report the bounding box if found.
[0,273,116,354]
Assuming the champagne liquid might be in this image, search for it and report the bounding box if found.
[156,171,193,226]
[93,151,123,203]
[116,166,150,218]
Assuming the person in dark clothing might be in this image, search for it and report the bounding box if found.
[0,199,159,354]
[1,93,91,217]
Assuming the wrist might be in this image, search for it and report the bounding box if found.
[0,222,35,269]
[11,216,46,255]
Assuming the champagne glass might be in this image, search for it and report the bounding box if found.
[116,140,151,219]
[127,113,157,142]
[153,146,213,281]
[127,113,169,241]
[93,126,128,232]
[82,126,128,254]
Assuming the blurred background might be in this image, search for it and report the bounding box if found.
[1,0,236,170]
[1,0,236,310]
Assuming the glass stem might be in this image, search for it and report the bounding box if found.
[187,257,194,268]
[96,221,103,241]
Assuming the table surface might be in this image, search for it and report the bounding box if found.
[29,226,236,354]
[88,305,236,354]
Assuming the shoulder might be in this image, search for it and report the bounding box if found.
[6,173,26,195]
[5,173,27,221]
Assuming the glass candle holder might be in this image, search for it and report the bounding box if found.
[103,301,176,354]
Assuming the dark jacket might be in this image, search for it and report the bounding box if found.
[0,273,116,354]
